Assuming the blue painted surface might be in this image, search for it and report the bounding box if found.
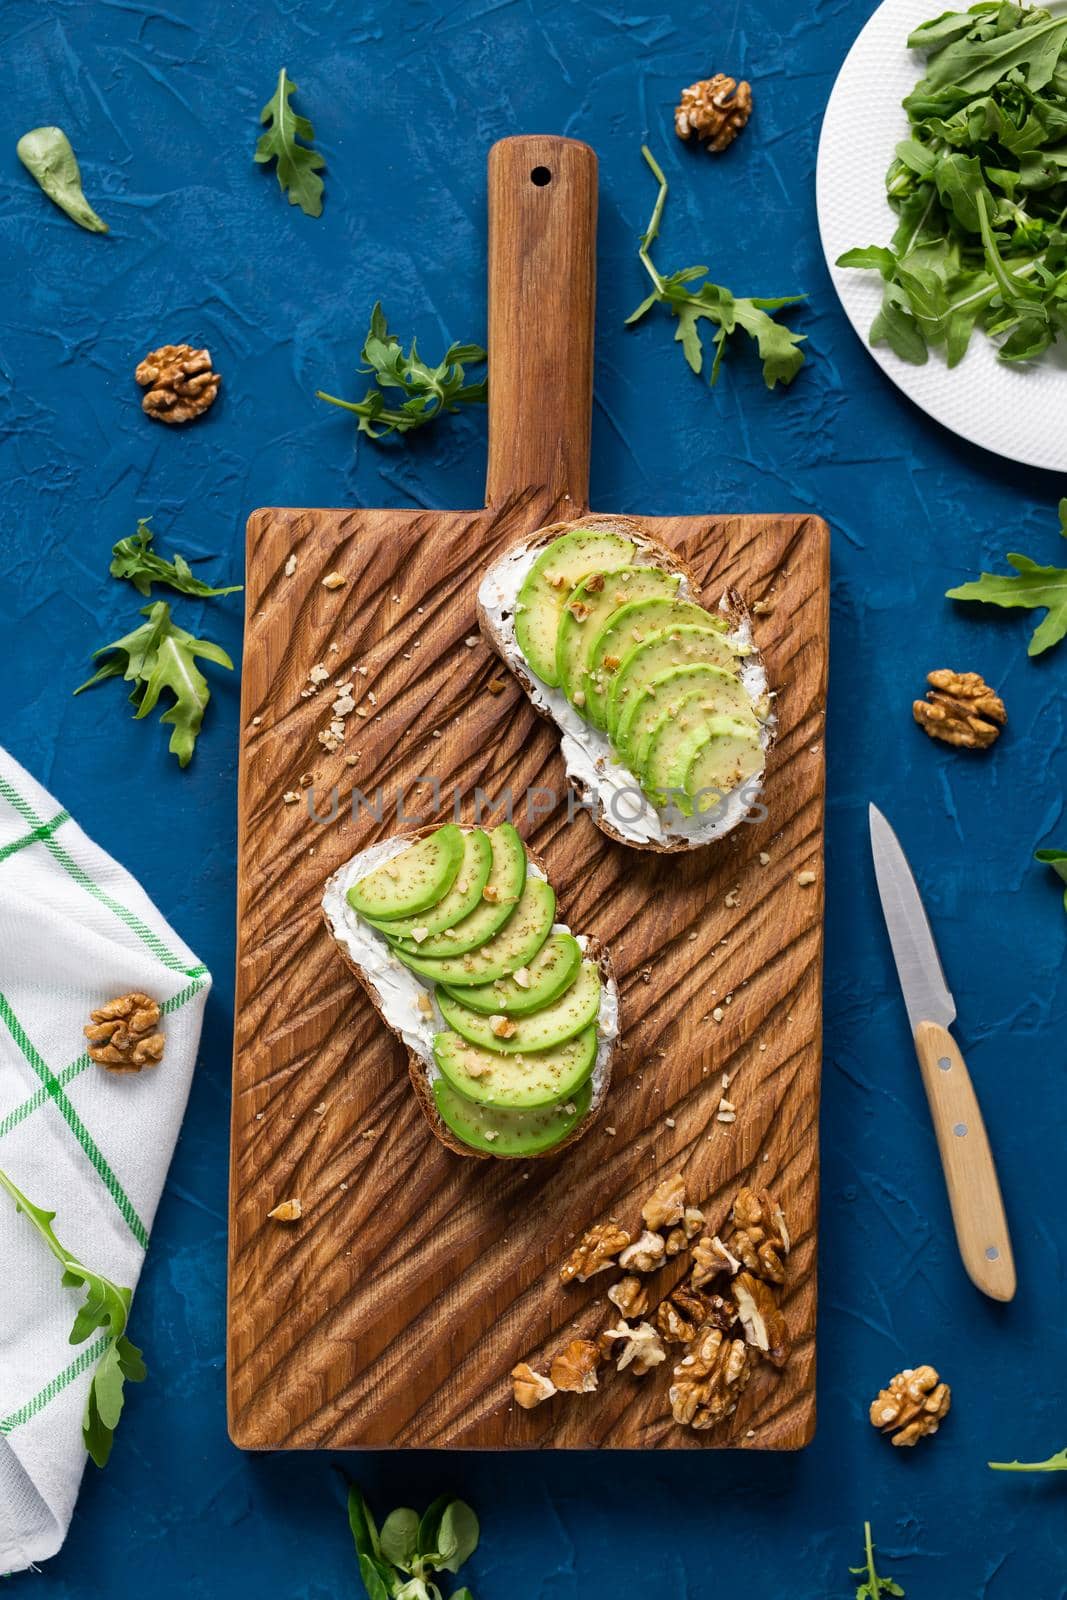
[2,0,1065,1594]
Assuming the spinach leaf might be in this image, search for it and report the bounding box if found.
[1034,850,1067,909]
[255,68,325,217]
[17,126,109,234]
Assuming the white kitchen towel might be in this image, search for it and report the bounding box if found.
[0,749,210,1573]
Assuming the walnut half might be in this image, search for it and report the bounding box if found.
[560,1221,631,1283]
[670,1324,755,1430]
[870,1365,951,1447]
[136,343,220,425]
[675,75,753,152]
[913,670,1006,750]
[85,992,164,1073]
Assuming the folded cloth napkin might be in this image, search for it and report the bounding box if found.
[0,749,210,1573]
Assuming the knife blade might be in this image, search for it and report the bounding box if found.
[868,802,1016,1302]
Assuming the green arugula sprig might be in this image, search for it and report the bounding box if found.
[110,519,242,599]
[838,2,1067,367]
[348,1485,478,1600]
[991,1445,1067,1470]
[317,303,487,439]
[851,1522,905,1598]
[946,498,1067,654]
[1035,848,1067,908]
[626,145,807,390]
[255,67,325,217]
[0,1167,145,1468]
[74,599,233,767]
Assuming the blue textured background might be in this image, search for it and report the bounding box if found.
[2,0,1065,1594]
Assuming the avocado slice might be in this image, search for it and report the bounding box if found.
[437,959,601,1053]
[440,930,582,1016]
[615,664,758,770]
[685,719,764,816]
[644,713,763,816]
[555,566,680,703]
[394,875,555,986]
[366,828,493,938]
[433,1024,598,1108]
[514,529,636,687]
[432,1076,592,1156]
[347,823,464,920]
[607,624,745,739]
[585,599,720,727]
[386,823,526,956]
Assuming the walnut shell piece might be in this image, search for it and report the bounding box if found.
[85,992,164,1073]
[869,1365,951,1446]
[559,1220,631,1283]
[550,1338,602,1394]
[675,74,753,152]
[913,670,1006,750]
[135,343,220,425]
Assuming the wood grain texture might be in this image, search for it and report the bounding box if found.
[228,499,828,1450]
[913,1020,1016,1302]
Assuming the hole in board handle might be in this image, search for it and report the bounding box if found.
[530,166,552,186]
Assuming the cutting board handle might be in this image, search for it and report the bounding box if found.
[485,135,597,516]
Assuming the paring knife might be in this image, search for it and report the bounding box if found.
[869,803,1016,1302]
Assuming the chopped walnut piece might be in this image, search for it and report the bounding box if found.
[913,669,1006,750]
[135,343,220,424]
[670,1324,755,1430]
[729,1188,789,1284]
[655,1283,712,1345]
[664,1226,688,1256]
[734,1271,790,1369]
[85,993,165,1073]
[607,1275,650,1320]
[603,1321,667,1375]
[490,1014,517,1039]
[560,1221,631,1283]
[618,1229,667,1274]
[268,1198,302,1222]
[642,1172,686,1231]
[487,677,507,695]
[691,1233,741,1287]
[511,1362,556,1410]
[683,1206,705,1238]
[869,1365,951,1447]
[550,1339,601,1393]
[675,74,753,152]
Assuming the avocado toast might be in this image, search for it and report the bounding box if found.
[477,514,775,852]
[322,822,618,1160]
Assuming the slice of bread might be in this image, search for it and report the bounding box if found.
[322,826,618,1161]
[476,514,775,854]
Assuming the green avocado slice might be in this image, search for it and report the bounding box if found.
[365,828,493,938]
[347,823,464,920]
[644,713,763,817]
[432,1077,592,1156]
[585,599,721,727]
[607,624,745,739]
[555,566,680,703]
[433,1024,598,1108]
[615,664,758,770]
[513,529,636,687]
[437,959,601,1053]
[441,931,582,1016]
[394,875,555,986]
[386,823,525,956]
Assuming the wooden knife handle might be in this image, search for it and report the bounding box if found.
[913,1020,1016,1301]
[485,135,597,516]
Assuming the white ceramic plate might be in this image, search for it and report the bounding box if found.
[817,0,1067,472]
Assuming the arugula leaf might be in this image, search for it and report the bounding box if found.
[0,1167,146,1467]
[1035,848,1067,909]
[850,1522,906,1599]
[626,145,807,390]
[110,519,242,599]
[74,600,233,766]
[254,67,324,217]
[947,552,1067,653]
[990,1445,1067,1470]
[317,303,487,439]
[839,1,1067,367]
[17,126,109,234]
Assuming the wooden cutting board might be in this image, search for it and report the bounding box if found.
[228,136,828,1451]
